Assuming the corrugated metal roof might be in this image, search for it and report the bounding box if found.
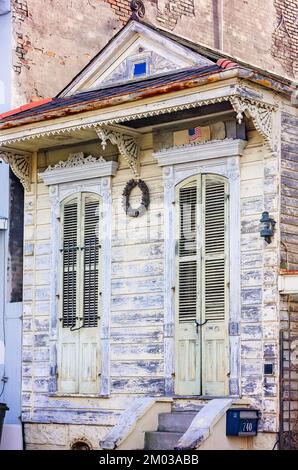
[0,64,220,124]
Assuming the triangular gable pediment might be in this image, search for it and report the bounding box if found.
[59,21,214,97]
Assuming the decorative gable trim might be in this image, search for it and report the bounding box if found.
[40,152,118,186]
[59,20,214,96]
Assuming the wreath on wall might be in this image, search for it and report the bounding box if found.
[122,179,150,217]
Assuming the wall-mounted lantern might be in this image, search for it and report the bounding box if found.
[260,211,276,244]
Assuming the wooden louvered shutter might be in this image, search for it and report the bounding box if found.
[58,193,101,394]
[202,175,228,396]
[176,178,201,394]
[62,199,78,328]
[178,183,198,323]
[83,195,101,328]
[79,194,101,394]
[58,196,79,393]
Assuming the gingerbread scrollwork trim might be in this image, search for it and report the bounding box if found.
[2,94,276,159]
[122,179,150,217]
[45,152,106,171]
[96,126,140,177]
[230,96,274,151]
[0,149,32,191]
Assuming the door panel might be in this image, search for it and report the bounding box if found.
[58,193,101,395]
[58,330,79,393]
[175,175,229,397]
[176,323,200,395]
[175,179,201,395]
[79,329,100,394]
[201,175,228,396]
[202,322,227,395]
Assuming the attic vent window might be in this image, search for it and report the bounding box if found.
[133,61,147,77]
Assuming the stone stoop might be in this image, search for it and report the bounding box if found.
[144,400,205,450]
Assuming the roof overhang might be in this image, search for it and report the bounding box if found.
[0,73,280,191]
[0,77,277,143]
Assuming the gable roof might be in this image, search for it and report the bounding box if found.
[57,19,215,97]
[0,64,221,128]
[0,19,295,130]
[57,19,294,98]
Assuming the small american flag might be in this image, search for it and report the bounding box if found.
[188,127,202,142]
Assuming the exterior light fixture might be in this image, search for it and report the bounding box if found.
[260,211,276,244]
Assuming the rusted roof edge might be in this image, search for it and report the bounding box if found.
[0,66,294,132]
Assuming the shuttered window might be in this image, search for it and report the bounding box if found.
[83,195,100,328]
[178,183,198,323]
[62,200,78,328]
[203,179,226,322]
[61,193,101,329]
[177,175,228,324]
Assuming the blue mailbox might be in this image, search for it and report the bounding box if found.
[226,408,259,436]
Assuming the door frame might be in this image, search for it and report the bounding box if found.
[41,159,116,396]
[174,174,230,396]
[154,139,246,397]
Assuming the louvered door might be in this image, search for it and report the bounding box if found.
[58,193,101,394]
[79,194,101,394]
[175,175,229,396]
[175,178,201,395]
[58,196,80,393]
[201,175,228,396]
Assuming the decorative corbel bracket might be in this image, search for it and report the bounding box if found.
[96,126,140,177]
[229,96,275,152]
[0,147,32,191]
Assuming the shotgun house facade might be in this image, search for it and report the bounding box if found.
[0,15,297,450]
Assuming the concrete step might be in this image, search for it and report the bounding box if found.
[144,431,183,450]
[172,400,206,412]
[158,412,196,433]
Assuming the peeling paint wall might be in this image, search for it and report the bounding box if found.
[21,122,280,448]
[280,109,298,270]
[11,0,122,106]
[10,0,297,107]
[240,129,279,434]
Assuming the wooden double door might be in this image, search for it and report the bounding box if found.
[175,174,229,396]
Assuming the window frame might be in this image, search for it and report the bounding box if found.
[154,139,246,397]
[41,168,114,397]
[128,54,150,80]
[60,192,102,331]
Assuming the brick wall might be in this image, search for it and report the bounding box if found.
[10,0,297,107]
[272,0,298,78]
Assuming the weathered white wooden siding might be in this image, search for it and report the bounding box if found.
[110,133,165,395]
[281,110,298,270]
[240,130,279,433]
[22,128,280,447]
[22,135,165,448]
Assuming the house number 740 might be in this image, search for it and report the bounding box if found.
[242,422,253,432]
